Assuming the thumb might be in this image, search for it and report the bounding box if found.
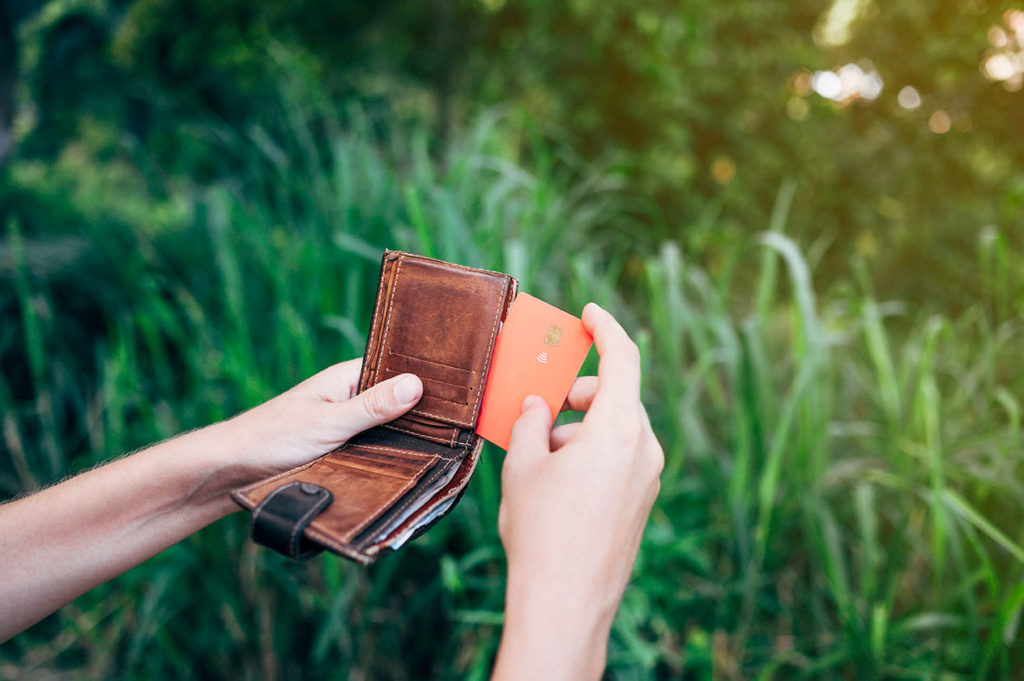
[506,395,553,460]
[330,373,423,441]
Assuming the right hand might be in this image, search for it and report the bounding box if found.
[492,302,663,680]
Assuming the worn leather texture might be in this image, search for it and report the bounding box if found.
[250,482,333,561]
[232,251,517,564]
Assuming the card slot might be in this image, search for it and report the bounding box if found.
[366,437,484,557]
[325,445,437,478]
[322,453,421,478]
[386,351,475,378]
[309,448,441,545]
[381,366,470,406]
[353,455,464,549]
[382,362,473,391]
[364,254,511,428]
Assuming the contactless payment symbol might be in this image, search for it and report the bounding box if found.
[538,325,562,362]
[544,325,564,346]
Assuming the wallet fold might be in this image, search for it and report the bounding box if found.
[232,250,517,564]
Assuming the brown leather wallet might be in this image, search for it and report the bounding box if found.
[231,251,518,564]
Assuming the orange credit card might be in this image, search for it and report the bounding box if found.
[476,293,593,450]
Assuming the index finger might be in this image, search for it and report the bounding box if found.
[299,358,365,402]
[581,302,642,411]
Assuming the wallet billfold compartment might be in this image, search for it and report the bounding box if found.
[231,251,518,564]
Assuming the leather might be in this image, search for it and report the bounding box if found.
[251,482,333,561]
[360,253,514,445]
[232,251,517,564]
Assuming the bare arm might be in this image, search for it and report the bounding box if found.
[0,359,423,642]
[492,303,664,680]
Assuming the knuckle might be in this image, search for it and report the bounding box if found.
[607,424,637,451]
[622,407,647,438]
[650,475,662,500]
[362,388,392,421]
[497,504,508,534]
[635,429,663,479]
[649,444,665,478]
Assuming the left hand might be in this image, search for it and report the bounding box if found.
[0,359,423,641]
[215,358,423,484]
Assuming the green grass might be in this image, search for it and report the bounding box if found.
[2,87,1024,679]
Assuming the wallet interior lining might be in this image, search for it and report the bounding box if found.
[381,366,471,406]
[348,426,469,456]
[347,427,473,549]
[364,254,508,428]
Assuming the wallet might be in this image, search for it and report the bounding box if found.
[231,250,518,564]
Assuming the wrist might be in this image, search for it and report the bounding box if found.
[146,422,261,520]
[495,564,615,680]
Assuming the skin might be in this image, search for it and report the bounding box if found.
[492,302,664,681]
[0,359,426,641]
[0,303,663,681]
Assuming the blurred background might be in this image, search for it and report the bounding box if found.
[2,0,1024,678]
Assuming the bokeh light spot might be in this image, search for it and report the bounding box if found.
[982,9,1024,91]
[810,62,883,103]
[897,86,921,110]
[928,110,952,134]
[789,70,813,96]
[711,157,736,185]
[811,70,842,100]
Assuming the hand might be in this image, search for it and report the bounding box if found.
[0,358,422,641]
[492,303,664,681]
[210,359,424,487]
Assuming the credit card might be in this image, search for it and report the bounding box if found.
[476,293,593,450]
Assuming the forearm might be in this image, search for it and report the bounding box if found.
[492,305,663,680]
[492,567,615,681]
[0,422,250,641]
[0,361,424,642]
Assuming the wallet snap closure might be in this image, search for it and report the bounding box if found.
[234,250,519,565]
[251,481,333,561]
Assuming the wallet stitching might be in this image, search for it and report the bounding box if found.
[340,453,440,543]
[321,450,433,478]
[303,525,371,565]
[250,481,328,559]
[299,523,361,561]
[410,408,470,426]
[347,443,439,459]
[354,456,454,548]
[407,280,504,426]
[398,250,512,280]
[384,422,460,447]
[381,366,470,404]
[467,278,505,418]
[364,254,398,391]
[234,458,321,508]
[249,480,299,540]
[289,487,332,559]
[376,252,505,428]
[387,351,475,376]
[368,437,483,551]
[373,254,404,392]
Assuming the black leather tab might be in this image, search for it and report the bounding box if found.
[251,481,333,561]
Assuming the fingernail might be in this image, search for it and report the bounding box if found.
[521,395,539,413]
[393,375,422,405]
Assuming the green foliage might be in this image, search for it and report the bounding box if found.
[4,0,1024,677]
[9,0,1024,311]
[3,83,1024,677]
